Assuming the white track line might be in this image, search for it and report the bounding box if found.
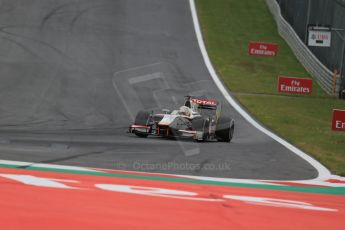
[189,0,331,181]
[0,159,100,172]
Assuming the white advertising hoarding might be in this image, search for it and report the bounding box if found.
[308,28,331,47]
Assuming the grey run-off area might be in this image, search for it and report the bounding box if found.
[0,0,317,179]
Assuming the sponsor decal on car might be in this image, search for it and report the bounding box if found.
[191,99,217,106]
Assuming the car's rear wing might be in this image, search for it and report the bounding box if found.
[191,98,218,110]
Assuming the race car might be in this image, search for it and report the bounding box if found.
[128,96,234,142]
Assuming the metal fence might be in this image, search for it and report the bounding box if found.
[266,0,345,96]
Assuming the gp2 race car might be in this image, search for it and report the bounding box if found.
[129,96,234,142]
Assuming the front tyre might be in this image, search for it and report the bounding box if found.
[133,110,151,138]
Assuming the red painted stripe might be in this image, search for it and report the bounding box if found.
[0,167,344,230]
[326,179,345,184]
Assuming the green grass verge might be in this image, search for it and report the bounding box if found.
[196,0,345,175]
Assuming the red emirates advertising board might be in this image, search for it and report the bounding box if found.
[278,76,313,95]
[332,109,345,131]
[248,42,278,56]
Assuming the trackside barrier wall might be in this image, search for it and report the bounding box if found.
[265,0,340,95]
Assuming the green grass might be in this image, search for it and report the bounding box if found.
[196,0,345,175]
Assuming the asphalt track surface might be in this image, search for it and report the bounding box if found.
[0,0,318,179]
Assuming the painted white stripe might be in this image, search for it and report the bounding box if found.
[128,72,162,84]
[188,0,331,181]
[33,163,100,172]
[0,160,31,167]
[0,160,100,172]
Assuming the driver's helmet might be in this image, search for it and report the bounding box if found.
[190,101,200,113]
[179,106,192,117]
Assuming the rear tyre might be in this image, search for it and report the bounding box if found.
[216,117,234,142]
[134,111,151,138]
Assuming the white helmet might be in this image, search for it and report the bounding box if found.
[179,106,192,116]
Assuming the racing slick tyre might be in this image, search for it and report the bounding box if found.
[192,117,209,142]
[134,110,151,138]
[215,116,234,142]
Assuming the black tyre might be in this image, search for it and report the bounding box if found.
[133,110,151,138]
[215,116,234,142]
